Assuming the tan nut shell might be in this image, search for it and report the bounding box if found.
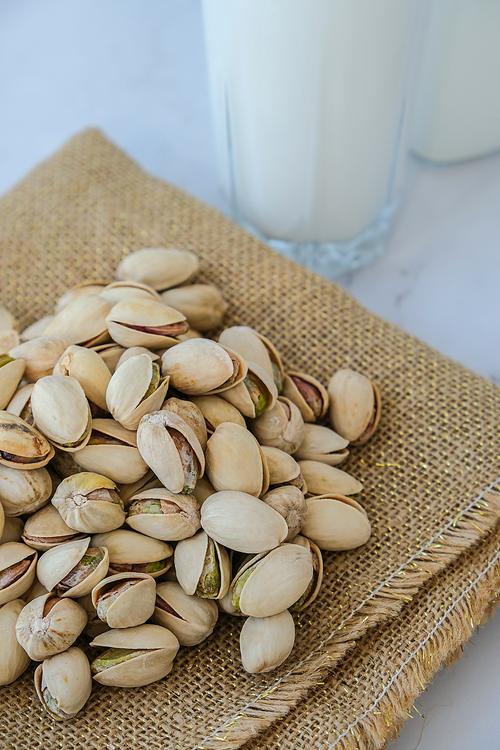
[31,376,92,452]
[106,353,170,430]
[251,397,305,454]
[201,491,288,554]
[289,534,324,611]
[240,610,295,674]
[162,396,208,452]
[127,488,201,541]
[53,345,111,411]
[116,346,160,368]
[52,472,125,534]
[161,338,247,395]
[100,280,162,304]
[0,307,18,332]
[55,281,109,313]
[19,316,54,342]
[190,395,246,434]
[5,382,34,421]
[0,599,31,686]
[191,475,216,506]
[9,337,67,383]
[91,343,125,374]
[205,422,269,497]
[0,330,19,352]
[301,494,371,551]
[293,424,349,465]
[154,581,219,646]
[34,647,92,720]
[90,623,180,687]
[106,297,187,349]
[0,542,38,605]
[0,516,23,545]
[116,247,199,290]
[0,464,52,516]
[0,498,4,538]
[16,593,88,660]
[91,572,156,628]
[260,446,304,488]
[45,295,113,347]
[218,326,284,387]
[0,411,54,469]
[261,485,307,541]
[281,371,329,422]
[0,358,25,410]
[174,529,231,599]
[220,361,278,417]
[37,537,109,598]
[91,529,172,576]
[328,368,381,444]
[161,283,227,331]
[73,418,149,484]
[22,503,85,550]
[298,460,363,496]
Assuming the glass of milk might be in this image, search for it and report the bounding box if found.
[202,0,424,278]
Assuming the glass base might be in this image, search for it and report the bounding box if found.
[236,203,393,279]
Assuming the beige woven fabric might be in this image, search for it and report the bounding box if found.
[1,129,500,750]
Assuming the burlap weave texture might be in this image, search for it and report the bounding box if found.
[1,129,500,750]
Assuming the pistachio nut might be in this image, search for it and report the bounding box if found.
[100,280,162,304]
[218,326,284,392]
[0,307,17,332]
[160,283,228,331]
[220,361,278,418]
[260,446,306,492]
[281,371,329,422]
[162,396,208,452]
[205,422,269,497]
[154,581,219,646]
[0,330,19,352]
[34,647,92,720]
[0,542,38,605]
[52,472,125,534]
[191,475,216,507]
[50,448,85,479]
[9,337,67,383]
[174,530,231,599]
[293,424,349,465]
[91,572,157,628]
[53,344,111,412]
[177,328,203,342]
[90,623,180,687]
[127,488,201,541]
[240,610,295,674]
[301,494,371,551]
[37,537,109,598]
[91,342,125,374]
[288,535,323,611]
[5,382,34,425]
[116,345,160,369]
[161,338,247,395]
[73,418,149,485]
[190,394,246,434]
[76,593,111,639]
[45,295,113,347]
[261,486,308,542]
[106,297,188,349]
[106,353,169,430]
[137,410,205,494]
[0,411,54,469]
[0,464,52,516]
[19,315,54,342]
[16,592,88,660]
[31,375,92,452]
[328,368,381,445]
[298,460,362,497]
[230,543,313,617]
[217,590,245,617]
[117,470,162,509]
[116,247,199,290]
[0,516,23,545]
[0,355,25,410]
[22,503,86,550]
[23,578,49,604]
[0,599,31,686]
[201,491,288,554]
[251,397,305,455]
[55,280,109,313]
[91,529,173,578]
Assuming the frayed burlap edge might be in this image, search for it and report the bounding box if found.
[193,485,500,750]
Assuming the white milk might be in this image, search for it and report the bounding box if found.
[202,0,418,244]
[412,0,500,163]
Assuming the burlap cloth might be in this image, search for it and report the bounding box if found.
[1,129,500,750]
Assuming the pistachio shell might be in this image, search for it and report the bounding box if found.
[190,395,246,433]
[127,488,201,541]
[205,422,268,497]
[16,593,88,660]
[220,361,278,418]
[116,346,160,368]
[54,345,111,411]
[91,572,156,628]
[52,472,125,534]
[0,516,23,545]
[34,647,92,720]
[0,599,31,685]
[55,281,109,313]
[0,307,18,332]
[9,338,68,383]
[106,353,169,430]
[5,383,34,423]
[37,537,109,598]
[0,359,25,410]
[0,464,52,516]
[0,411,54,469]
[191,475,216,506]
[116,247,199,290]
[289,535,323,611]
[301,494,371,551]
[106,298,188,349]
[0,330,20,351]
[260,446,305,490]
[19,316,54,342]
[91,343,125,374]
[31,376,92,452]
[218,327,284,390]
[44,295,113,347]
[0,542,38,605]
[100,280,162,304]
[154,581,219,646]
[174,529,230,599]
[251,397,305,454]
[22,503,85,550]
[91,529,172,577]
[240,610,295,674]
[328,368,381,444]
[161,284,227,331]
[73,418,149,484]
[293,424,349,465]
[117,471,162,509]
[162,397,208,452]
[261,486,308,541]
[298,460,363,496]
[282,371,329,422]
[161,339,247,395]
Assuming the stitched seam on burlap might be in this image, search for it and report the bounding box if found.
[329,542,500,748]
[193,476,500,749]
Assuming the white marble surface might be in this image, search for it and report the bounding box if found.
[1,1,500,747]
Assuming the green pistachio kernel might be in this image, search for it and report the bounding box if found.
[196,537,221,598]
[244,373,268,417]
[141,362,160,402]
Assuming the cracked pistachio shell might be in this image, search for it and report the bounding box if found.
[127,488,201,541]
[0,542,38,605]
[0,307,17,332]
[77,593,110,639]
[0,464,52,516]
[201,491,288,554]
[73,418,149,485]
[116,346,159,368]
[289,535,323,612]
[174,530,230,599]
[281,371,329,423]
[261,486,307,542]
[34,647,92,720]
[220,361,278,418]
[91,343,125,374]
[0,357,25,410]
[106,297,188,349]
[100,280,162,304]
[328,368,381,445]
[161,338,247,395]
[90,623,179,687]
[1,516,23,545]
[16,592,88,661]
[136,410,205,494]
[251,397,305,455]
[91,572,156,628]
[9,338,67,383]
[44,295,113,347]
[154,581,219,646]
[37,537,109,598]
[293,424,349,465]
[231,543,313,618]
[52,472,125,534]
[191,475,216,507]
[0,599,31,685]
[31,376,92,452]
[260,446,306,492]
[117,247,199,290]
[218,326,284,391]
[53,345,111,411]
[19,316,54,342]
[240,610,295,674]
[91,529,172,577]
[298,460,362,497]
[205,422,269,497]
[22,503,85,550]
[301,494,371,551]
[55,281,109,313]
[106,353,169,430]
[6,383,34,424]
[117,471,162,509]
[0,330,19,352]
[190,395,246,434]
[161,284,227,331]
[162,396,208,452]
[0,411,54,469]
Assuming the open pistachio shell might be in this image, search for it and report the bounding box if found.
[31,376,92,452]
[45,295,113,347]
[116,346,160,369]
[0,599,31,686]
[0,357,25,410]
[0,542,38,605]
[52,472,125,534]
[293,424,349,465]
[22,503,86,550]
[260,446,306,492]
[282,371,329,422]
[5,383,34,424]
[289,535,324,611]
[55,281,109,313]
[90,623,180,687]
[54,345,111,411]
[19,316,54,342]
[73,418,149,485]
[116,247,199,290]
[0,464,52,516]
[9,338,67,383]
[161,283,227,331]
[106,297,188,349]
[0,516,23,545]
[301,494,371,551]
[190,395,246,434]
[37,537,109,598]
[91,572,156,629]
[127,488,201,541]
[261,486,308,542]
[251,397,305,455]
[174,529,231,600]
[328,368,381,445]
[161,338,248,395]
[100,280,162,304]
[191,475,216,507]
[0,411,54,469]
[34,647,92,720]
[218,326,284,392]
[240,610,295,674]
[220,361,278,418]
[205,422,269,497]
[106,353,170,430]
[117,471,163,509]
[16,592,88,660]
[91,529,173,578]
[91,343,125,374]
[298,460,362,497]
[162,396,208,452]
[154,581,219,646]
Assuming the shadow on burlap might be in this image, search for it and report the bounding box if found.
[1,129,500,750]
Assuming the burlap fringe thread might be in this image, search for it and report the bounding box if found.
[194,485,500,750]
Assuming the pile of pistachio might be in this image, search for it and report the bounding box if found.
[0,247,381,721]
